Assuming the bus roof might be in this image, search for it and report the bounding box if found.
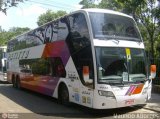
[76,8,132,18]
[8,8,132,43]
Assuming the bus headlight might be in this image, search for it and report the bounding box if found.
[98,90,115,98]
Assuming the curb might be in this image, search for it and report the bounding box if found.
[143,107,160,113]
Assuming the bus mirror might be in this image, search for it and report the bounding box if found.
[83,66,93,84]
[150,65,156,79]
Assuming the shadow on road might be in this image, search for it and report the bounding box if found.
[0,84,143,118]
[0,81,10,84]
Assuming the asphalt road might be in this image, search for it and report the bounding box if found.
[0,83,159,119]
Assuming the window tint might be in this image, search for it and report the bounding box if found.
[7,21,59,52]
[89,12,141,41]
[70,13,89,39]
[19,57,66,77]
[19,58,50,75]
[67,13,90,54]
[49,57,66,77]
[57,17,69,40]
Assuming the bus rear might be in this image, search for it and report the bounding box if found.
[86,9,155,109]
[0,46,7,81]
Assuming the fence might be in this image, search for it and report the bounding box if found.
[152,78,160,85]
[152,58,160,85]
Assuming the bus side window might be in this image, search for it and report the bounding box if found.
[67,13,90,54]
[57,17,69,40]
[50,57,66,78]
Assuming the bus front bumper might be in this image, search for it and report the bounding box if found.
[92,94,148,109]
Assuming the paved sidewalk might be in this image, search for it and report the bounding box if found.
[144,93,160,113]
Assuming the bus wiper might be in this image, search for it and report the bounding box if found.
[135,40,142,45]
[99,78,124,85]
[107,35,119,44]
[111,39,119,44]
[129,74,146,83]
[133,78,145,83]
[107,81,125,86]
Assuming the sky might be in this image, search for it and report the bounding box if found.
[0,0,82,31]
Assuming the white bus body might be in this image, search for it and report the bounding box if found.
[0,46,7,81]
[7,9,152,109]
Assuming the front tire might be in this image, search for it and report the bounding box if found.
[58,84,69,105]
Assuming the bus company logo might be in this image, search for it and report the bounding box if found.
[82,91,90,95]
[8,50,30,60]
[99,86,108,90]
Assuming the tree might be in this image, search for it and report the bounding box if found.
[79,0,122,10]
[79,0,98,8]
[37,10,67,26]
[0,27,30,46]
[0,0,26,14]
[8,27,30,35]
[120,0,159,61]
[99,0,123,11]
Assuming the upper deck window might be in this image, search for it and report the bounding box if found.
[89,12,142,42]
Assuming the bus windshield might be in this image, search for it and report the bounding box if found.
[89,12,142,42]
[96,47,147,84]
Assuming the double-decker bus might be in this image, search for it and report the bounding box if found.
[0,46,7,81]
[7,9,156,109]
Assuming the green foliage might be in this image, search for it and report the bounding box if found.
[127,0,159,59]
[79,0,122,10]
[0,27,30,46]
[0,0,26,15]
[79,0,98,8]
[37,10,67,26]
[99,0,122,11]
[8,27,30,37]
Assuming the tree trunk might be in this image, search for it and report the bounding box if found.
[150,37,154,64]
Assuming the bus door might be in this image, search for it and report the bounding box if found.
[80,65,94,107]
[70,72,81,104]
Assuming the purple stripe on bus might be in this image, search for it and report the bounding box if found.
[125,85,135,95]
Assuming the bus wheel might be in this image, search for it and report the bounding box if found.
[58,84,69,105]
[16,77,21,89]
[12,77,16,88]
